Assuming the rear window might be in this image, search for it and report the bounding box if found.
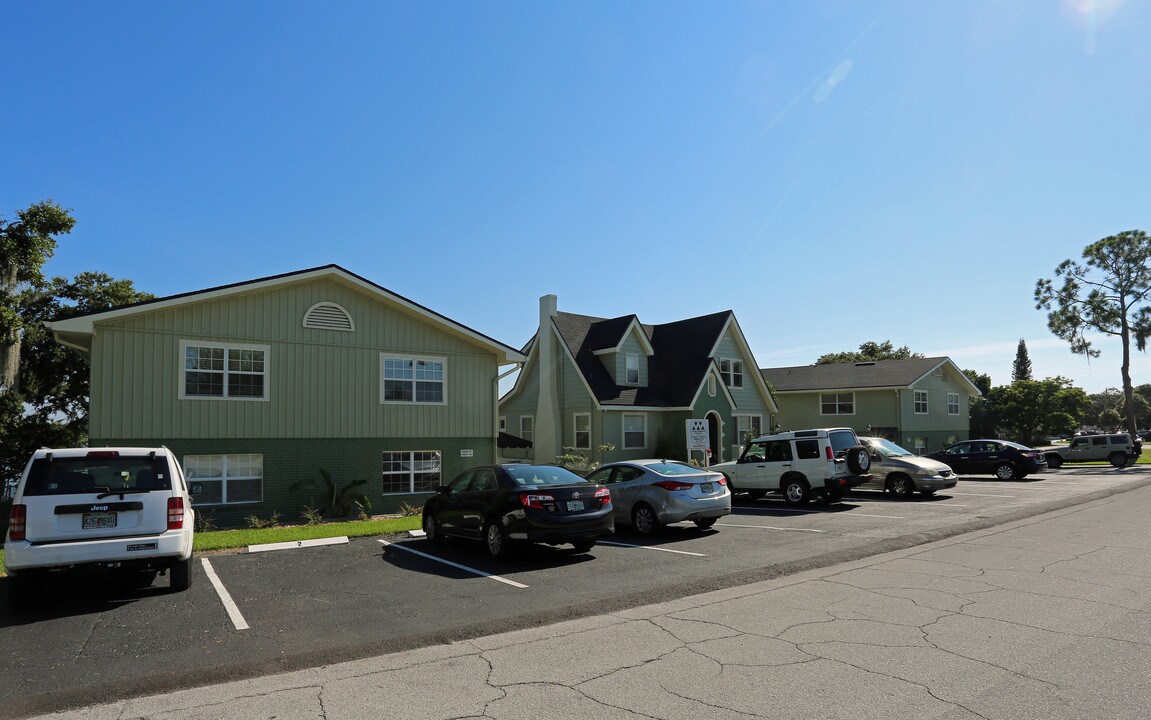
[646,462,702,476]
[22,455,172,496]
[506,465,589,486]
[828,430,859,455]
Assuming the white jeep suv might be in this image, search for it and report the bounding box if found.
[4,447,195,610]
[711,427,872,506]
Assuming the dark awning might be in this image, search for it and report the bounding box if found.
[498,431,533,449]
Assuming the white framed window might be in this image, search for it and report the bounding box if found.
[914,437,927,455]
[381,354,446,404]
[708,375,716,397]
[184,453,263,505]
[382,451,442,494]
[573,413,591,449]
[820,392,854,415]
[499,416,507,432]
[181,341,269,400]
[520,416,534,444]
[914,390,929,414]
[622,413,647,449]
[947,392,960,415]
[734,415,762,457]
[720,358,744,388]
[625,353,640,384]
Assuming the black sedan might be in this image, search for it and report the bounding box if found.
[421,464,614,557]
[927,440,1047,480]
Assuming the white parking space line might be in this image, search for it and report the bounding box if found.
[717,522,825,533]
[737,506,905,520]
[597,541,707,556]
[947,492,1016,498]
[376,539,529,588]
[201,558,250,631]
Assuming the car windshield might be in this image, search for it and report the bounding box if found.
[506,465,589,486]
[1002,441,1031,450]
[865,438,913,458]
[645,462,704,476]
[22,454,172,496]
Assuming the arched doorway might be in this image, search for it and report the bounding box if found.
[706,411,723,465]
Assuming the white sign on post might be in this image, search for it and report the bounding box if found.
[686,419,710,451]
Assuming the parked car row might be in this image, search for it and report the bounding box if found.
[421,459,732,557]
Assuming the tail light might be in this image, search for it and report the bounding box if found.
[716,476,727,486]
[9,504,26,542]
[86,450,121,458]
[825,446,835,461]
[167,497,185,529]
[594,487,611,506]
[520,493,555,510]
[652,480,693,491]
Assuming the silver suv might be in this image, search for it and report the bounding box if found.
[4,447,196,610]
[1039,434,1142,468]
[711,427,872,506]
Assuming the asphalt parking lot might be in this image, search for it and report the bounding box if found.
[2,467,1149,719]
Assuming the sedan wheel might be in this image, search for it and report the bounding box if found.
[423,513,443,543]
[994,463,1017,481]
[483,520,507,558]
[632,504,661,535]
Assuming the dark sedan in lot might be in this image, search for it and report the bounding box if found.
[926,439,1047,480]
[421,464,614,557]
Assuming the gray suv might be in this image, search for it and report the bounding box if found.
[711,427,872,506]
[1039,434,1142,468]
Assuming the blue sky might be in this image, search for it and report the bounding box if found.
[3,0,1149,395]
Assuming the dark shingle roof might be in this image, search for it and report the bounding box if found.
[761,357,970,393]
[552,310,734,407]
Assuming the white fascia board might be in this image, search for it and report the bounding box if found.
[44,266,526,364]
[910,358,983,397]
[552,320,603,410]
[712,314,779,414]
[773,385,908,395]
[590,318,654,357]
[601,405,695,412]
[687,363,737,409]
[499,334,538,405]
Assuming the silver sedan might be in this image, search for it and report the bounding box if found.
[583,460,732,535]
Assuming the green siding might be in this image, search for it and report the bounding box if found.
[89,277,499,440]
[99,435,493,528]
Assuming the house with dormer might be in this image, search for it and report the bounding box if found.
[46,265,525,526]
[499,295,778,465]
[760,357,981,454]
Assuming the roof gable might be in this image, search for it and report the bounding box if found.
[47,264,525,363]
[761,357,981,396]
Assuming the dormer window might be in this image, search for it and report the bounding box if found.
[303,302,354,331]
[720,358,743,388]
[625,353,640,384]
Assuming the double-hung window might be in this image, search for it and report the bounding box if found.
[820,393,854,415]
[182,341,268,399]
[623,413,647,449]
[914,390,929,414]
[573,413,591,450]
[382,451,442,494]
[720,359,744,388]
[183,454,263,504]
[625,353,640,384]
[947,392,960,415]
[520,416,534,444]
[381,354,446,404]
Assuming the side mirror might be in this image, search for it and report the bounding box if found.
[190,483,203,496]
[436,486,451,496]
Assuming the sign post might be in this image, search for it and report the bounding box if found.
[686,419,710,466]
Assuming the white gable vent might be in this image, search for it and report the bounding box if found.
[303,302,355,331]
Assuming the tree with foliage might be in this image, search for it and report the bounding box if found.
[1011,338,1033,382]
[963,368,1000,438]
[1,200,76,396]
[1035,230,1151,438]
[815,340,924,365]
[985,377,1090,445]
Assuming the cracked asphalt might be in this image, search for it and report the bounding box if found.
[27,481,1151,720]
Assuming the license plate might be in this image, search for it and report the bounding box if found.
[83,511,117,529]
[700,482,713,493]
[566,500,585,512]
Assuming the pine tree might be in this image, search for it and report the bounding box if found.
[1012,338,1033,382]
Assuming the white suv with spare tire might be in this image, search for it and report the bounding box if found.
[711,427,872,505]
[4,447,195,610]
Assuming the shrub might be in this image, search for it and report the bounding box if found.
[290,469,372,519]
[194,508,218,533]
[300,504,324,525]
[245,512,281,529]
